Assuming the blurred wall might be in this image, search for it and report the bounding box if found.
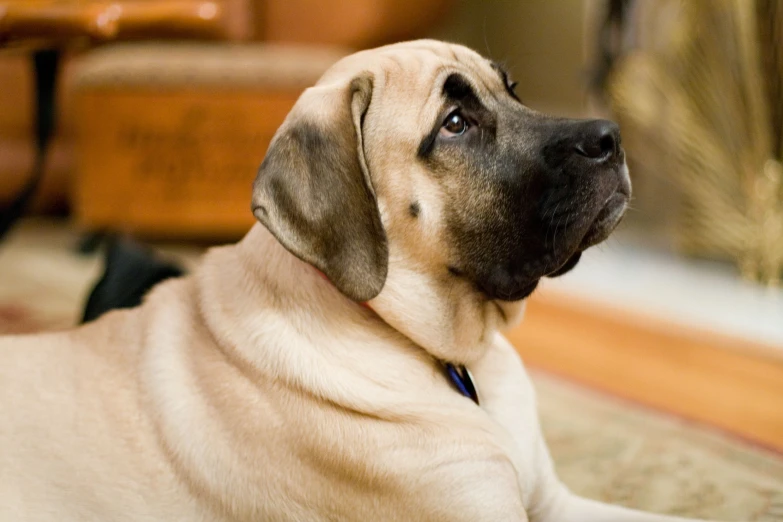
[429,0,589,118]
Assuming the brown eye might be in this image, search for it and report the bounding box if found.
[441,111,468,136]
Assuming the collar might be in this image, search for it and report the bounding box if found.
[313,267,480,405]
[444,363,480,404]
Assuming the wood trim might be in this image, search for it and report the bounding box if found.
[505,290,783,451]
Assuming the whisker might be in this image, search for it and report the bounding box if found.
[553,211,564,250]
[545,201,562,247]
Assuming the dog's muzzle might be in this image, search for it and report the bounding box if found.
[476,118,630,302]
[569,118,630,242]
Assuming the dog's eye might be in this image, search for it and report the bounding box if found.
[441,111,469,137]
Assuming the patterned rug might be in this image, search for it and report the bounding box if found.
[1,219,782,520]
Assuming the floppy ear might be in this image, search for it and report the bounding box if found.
[251,75,388,302]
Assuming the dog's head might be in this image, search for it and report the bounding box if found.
[253,40,630,361]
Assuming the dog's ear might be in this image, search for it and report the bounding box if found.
[251,75,387,302]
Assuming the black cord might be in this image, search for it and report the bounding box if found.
[0,49,60,241]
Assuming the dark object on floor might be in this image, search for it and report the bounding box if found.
[77,231,108,255]
[81,237,186,323]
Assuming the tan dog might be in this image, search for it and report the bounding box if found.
[1,40,719,522]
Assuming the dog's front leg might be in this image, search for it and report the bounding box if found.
[469,333,567,522]
[543,494,719,522]
[471,334,717,522]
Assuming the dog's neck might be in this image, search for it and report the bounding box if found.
[230,224,525,367]
[371,258,526,364]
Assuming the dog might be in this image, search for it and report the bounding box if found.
[0,40,721,521]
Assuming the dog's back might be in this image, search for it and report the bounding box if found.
[0,287,206,521]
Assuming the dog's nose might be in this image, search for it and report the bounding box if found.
[573,119,621,163]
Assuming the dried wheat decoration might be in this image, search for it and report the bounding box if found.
[607,0,783,285]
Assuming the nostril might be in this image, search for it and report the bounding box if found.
[598,133,616,157]
[574,120,620,162]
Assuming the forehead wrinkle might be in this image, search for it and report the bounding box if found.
[374,54,428,105]
[416,65,451,129]
[410,61,450,103]
[402,43,461,61]
[470,59,509,103]
[441,62,502,107]
[383,53,413,75]
[407,62,499,122]
[369,59,446,158]
[386,58,447,103]
[431,46,504,99]
[375,48,503,147]
[473,68,498,101]
[446,49,496,97]
[383,44,492,94]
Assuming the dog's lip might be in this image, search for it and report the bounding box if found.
[578,189,629,249]
[546,179,630,277]
[545,251,582,277]
[481,278,540,302]
[471,169,631,301]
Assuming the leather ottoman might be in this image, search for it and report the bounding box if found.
[72,43,345,238]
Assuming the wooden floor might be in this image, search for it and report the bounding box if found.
[505,290,783,451]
